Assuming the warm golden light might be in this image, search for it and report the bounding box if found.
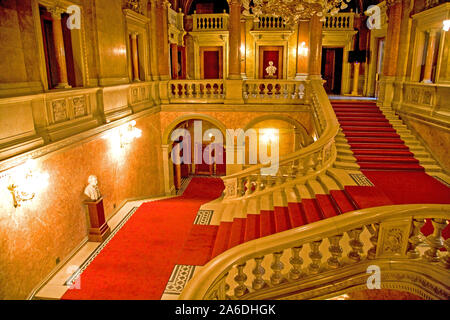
[444,20,450,32]
[7,158,50,208]
[298,42,309,56]
[261,128,277,144]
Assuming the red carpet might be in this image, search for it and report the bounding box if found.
[332,100,450,237]
[62,177,224,300]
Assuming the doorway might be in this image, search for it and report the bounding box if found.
[200,47,223,79]
[259,46,283,79]
[321,47,343,94]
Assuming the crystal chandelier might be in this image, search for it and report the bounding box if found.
[243,0,351,25]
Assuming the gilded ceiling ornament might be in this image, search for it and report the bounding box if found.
[243,0,353,25]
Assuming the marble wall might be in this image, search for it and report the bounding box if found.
[0,112,164,300]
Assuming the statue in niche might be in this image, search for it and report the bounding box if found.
[265,61,277,78]
[84,175,102,201]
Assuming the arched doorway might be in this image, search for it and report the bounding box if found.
[163,116,227,192]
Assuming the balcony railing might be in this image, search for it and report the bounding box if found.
[192,12,229,31]
[243,80,306,104]
[323,13,355,30]
[168,79,225,103]
[253,15,290,30]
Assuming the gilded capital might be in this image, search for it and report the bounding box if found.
[48,6,65,19]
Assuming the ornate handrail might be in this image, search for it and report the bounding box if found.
[242,80,307,104]
[323,12,355,30]
[253,15,290,30]
[192,12,229,31]
[167,79,225,103]
[221,79,339,199]
[179,204,450,300]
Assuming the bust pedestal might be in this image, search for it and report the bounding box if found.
[84,197,111,242]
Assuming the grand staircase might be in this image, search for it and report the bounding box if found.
[187,98,449,263]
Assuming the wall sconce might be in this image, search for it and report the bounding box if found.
[261,128,278,144]
[7,159,49,208]
[298,42,309,56]
[443,20,450,32]
[119,120,142,148]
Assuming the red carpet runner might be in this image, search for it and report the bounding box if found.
[62,177,224,300]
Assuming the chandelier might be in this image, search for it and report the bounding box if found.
[243,0,351,25]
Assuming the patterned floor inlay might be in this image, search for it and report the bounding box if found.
[433,176,450,188]
[163,265,196,295]
[350,173,375,186]
[193,210,214,225]
[64,207,139,287]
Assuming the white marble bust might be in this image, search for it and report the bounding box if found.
[84,175,101,201]
[265,61,277,77]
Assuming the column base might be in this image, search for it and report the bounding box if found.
[228,74,242,80]
[54,83,72,89]
[295,73,308,80]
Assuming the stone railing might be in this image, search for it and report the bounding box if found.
[179,204,450,300]
[323,13,355,30]
[391,81,450,129]
[221,80,338,199]
[192,12,229,31]
[243,80,307,104]
[253,15,289,30]
[167,79,225,103]
[168,7,183,30]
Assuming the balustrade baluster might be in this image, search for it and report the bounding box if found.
[289,246,304,280]
[441,239,450,269]
[347,227,364,262]
[424,219,448,262]
[252,256,266,290]
[308,240,323,274]
[270,251,285,285]
[407,218,425,259]
[234,263,249,297]
[366,223,380,259]
[255,175,262,192]
[187,83,194,98]
[252,83,258,97]
[327,234,343,268]
[245,177,253,196]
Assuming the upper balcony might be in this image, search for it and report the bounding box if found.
[192,11,229,31]
[323,12,355,30]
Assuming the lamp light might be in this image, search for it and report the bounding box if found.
[119,120,142,148]
[261,129,277,144]
[298,41,309,56]
[7,158,49,208]
[444,20,450,32]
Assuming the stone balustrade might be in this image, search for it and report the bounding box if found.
[192,12,229,31]
[253,15,289,30]
[323,13,355,30]
[167,79,225,103]
[222,80,337,199]
[179,204,450,300]
[243,80,306,104]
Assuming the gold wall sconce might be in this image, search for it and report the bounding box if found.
[119,120,142,148]
[7,159,49,208]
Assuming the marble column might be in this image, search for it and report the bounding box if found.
[171,43,179,79]
[295,20,309,80]
[49,7,71,88]
[422,29,438,83]
[131,32,140,81]
[149,0,160,80]
[308,13,322,78]
[240,18,247,79]
[228,0,241,79]
[382,0,402,77]
[156,0,171,80]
